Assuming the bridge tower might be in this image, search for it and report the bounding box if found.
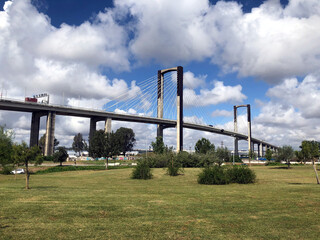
[233,104,252,158]
[157,66,183,152]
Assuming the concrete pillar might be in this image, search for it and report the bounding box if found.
[30,111,43,147]
[89,117,98,143]
[252,142,255,156]
[105,118,112,134]
[176,66,183,152]
[259,143,263,158]
[233,106,238,157]
[157,70,164,139]
[44,111,56,156]
[247,104,252,154]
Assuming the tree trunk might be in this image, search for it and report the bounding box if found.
[25,162,30,189]
[312,159,319,184]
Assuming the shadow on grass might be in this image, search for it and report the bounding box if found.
[270,167,290,169]
[288,182,315,185]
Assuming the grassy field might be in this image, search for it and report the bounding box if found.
[0,166,319,239]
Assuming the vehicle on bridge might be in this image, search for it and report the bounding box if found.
[25,97,37,103]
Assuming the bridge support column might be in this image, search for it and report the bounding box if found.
[105,118,112,134]
[234,138,239,157]
[157,70,164,139]
[233,106,238,159]
[44,111,56,156]
[247,104,252,154]
[30,111,43,147]
[259,143,263,158]
[176,66,183,152]
[89,117,98,144]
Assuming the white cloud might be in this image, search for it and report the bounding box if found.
[109,0,320,82]
[211,109,233,117]
[184,81,246,107]
[183,71,206,89]
[0,0,131,103]
[266,74,320,118]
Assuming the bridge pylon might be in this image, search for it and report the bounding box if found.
[157,66,183,152]
[233,104,252,159]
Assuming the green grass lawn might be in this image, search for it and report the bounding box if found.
[0,166,319,239]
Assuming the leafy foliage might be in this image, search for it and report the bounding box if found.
[72,133,86,156]
[35,165,106,174]
[166,154,183,176]
[89,130,107,158]
[12,142,43,189]
[53,147,68,166]
[89,128,135,158]
[0,125,14,168]
[265,149,273,162]
[195,138,215,154]
[115,127,136,155]
[215,147,230,165]
[276,145,294,168]
[226,165,256,184]
[131,159,152,180]
[198,165,256,185]
[151,136,165,154]
[198,166,230,185]
[39,134,59,154]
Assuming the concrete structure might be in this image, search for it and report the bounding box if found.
[157,66,183,152]
[0,67,278,155]
[233,104,253,157]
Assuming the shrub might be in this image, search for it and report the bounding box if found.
[198,166,230,185]
[226,165,256,184]
[0,165,14,175]
[145,154,168,168]
[167,154,183,176]
[35,165,106,174]
[131,159,152,180]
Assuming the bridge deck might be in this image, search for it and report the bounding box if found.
[0,99,278,148]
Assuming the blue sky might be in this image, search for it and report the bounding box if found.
[1,0,320,150]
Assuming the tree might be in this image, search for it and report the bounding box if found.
[276,145,294,169]
[72,133,86,156]
[151,136,165,154]
[299,140,320,184]
[89,130,106,158]
[195,138,215,154]
[105,132,121,157]
[0,126,14,170]
[39,134,59,155]
[265,149,273,162]
[53,147,68,166]
[115,127,136,155]
[13,142,43,189]
[215,147,231,166]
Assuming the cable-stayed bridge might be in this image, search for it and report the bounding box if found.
[0,66,278,156]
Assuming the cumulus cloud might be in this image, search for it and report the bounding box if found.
[250,74,320,148]
[211,109,233,117]
[109,0,320,82]
[266,74,320,118]
[0,0,131,103]
[184,81,246,107]
[183,71,206,89]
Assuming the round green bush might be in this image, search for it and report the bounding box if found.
[226,165,256,184]
[131,159,152,180]
[198,166,230,185]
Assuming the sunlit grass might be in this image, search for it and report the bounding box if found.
[0,166,319,239]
